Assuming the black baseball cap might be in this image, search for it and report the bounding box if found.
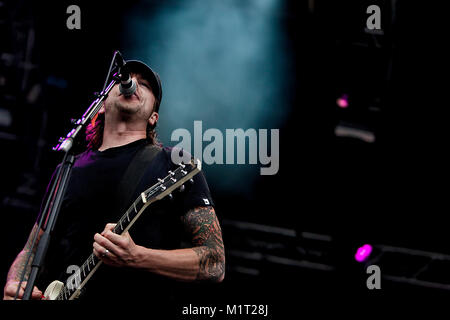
[125,60,163,111]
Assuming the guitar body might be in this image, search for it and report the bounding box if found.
[44,280,64,300]
[44,280,82,300]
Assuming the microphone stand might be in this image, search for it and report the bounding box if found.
[19,51,122,300]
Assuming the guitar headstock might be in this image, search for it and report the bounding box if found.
[143,158,202,201]
[113,158,202,236]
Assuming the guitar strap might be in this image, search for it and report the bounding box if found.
[115,143,162,214]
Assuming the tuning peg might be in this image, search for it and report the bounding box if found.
[179,185,185,192]
[189,178,194,184]
[167,193,173,200]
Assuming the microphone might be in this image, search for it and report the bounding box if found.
[119,65,137,97]
[115,51,136,97]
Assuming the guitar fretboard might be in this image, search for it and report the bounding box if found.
[55,188,156,300]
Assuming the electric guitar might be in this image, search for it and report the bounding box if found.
[43,158,202,300]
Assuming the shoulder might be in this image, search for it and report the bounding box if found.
[159,145,193,166]
[74,148,95,162]
[48,148,91,174]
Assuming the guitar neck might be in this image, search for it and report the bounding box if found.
[55,160,201,300]
[56,191,155,300]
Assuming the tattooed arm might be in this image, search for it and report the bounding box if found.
[3,223,44,300]
[95,206,225,283]
[180,206,225,282]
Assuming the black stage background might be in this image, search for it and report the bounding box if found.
[1,0,449,314]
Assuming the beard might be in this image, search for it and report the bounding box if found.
[112,98,141,116]
[104,91,153,124]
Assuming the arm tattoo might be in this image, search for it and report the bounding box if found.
[7,224,42,282]
[181,206,225,282]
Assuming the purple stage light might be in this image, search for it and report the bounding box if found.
[336,94,349,108]
[355,244,372,262]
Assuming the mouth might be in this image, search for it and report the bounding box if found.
[119,92,140,100]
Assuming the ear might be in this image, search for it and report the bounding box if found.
[148,112,159,127]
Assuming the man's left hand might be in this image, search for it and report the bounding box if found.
[93,223,141,267]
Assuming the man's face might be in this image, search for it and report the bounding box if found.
[103,73,157,125]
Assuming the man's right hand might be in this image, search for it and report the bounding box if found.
[3,280,43,300]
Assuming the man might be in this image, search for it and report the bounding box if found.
[3,60,225,301]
